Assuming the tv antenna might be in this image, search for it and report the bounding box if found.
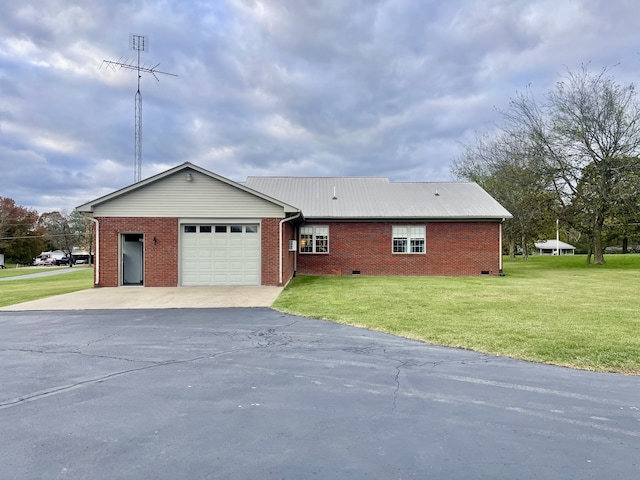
[102,34,177,183]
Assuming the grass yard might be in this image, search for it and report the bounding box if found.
[273,255,640,374]
[0,267,94,307]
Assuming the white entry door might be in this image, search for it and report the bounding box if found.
[181,224,260,286]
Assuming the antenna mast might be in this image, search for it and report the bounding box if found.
[102,34,177,183]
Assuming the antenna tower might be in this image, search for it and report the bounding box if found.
[102,34,177,182]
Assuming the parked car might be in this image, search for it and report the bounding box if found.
[54,257,70,266]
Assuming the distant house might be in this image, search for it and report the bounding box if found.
[71,247,92,264]
[535,240,576,256]
[76,162,512,287]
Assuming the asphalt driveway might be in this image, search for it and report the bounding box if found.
[0,308,638,479]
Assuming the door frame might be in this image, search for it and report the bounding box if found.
[120,232,144,286]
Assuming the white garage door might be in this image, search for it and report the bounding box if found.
[181,224,260,286]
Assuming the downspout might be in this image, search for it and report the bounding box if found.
[279,212,302,285]
[88,216,100,286]
[293,224,298,277]
[499,219,505,276]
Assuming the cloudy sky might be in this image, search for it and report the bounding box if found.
[1,0,639,213]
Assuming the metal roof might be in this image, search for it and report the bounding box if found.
[245,176,512,219]
[535,240,576,250]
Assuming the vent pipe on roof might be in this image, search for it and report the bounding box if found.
[332,185,337,200]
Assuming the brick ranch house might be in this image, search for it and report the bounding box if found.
[76,162,512,287]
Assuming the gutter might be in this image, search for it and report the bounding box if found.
[499,219,505,276]
[279,212,302,285]
[87,216,100,285]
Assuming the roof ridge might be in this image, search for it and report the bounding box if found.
[390,181,475,184]
[246,176,390,179]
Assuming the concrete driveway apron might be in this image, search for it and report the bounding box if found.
[0,308,638,479]
[0,286,283,310]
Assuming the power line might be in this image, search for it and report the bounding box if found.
[0,233,84,240]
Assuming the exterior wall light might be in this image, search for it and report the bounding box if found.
[186,173,193,182]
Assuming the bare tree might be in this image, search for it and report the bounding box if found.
[453,131,556,259]
[504,66,640,264]
[70,210,95,265]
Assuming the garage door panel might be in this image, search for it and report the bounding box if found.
[181,224,260,286]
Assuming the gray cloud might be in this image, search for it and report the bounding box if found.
[1,0,639,212]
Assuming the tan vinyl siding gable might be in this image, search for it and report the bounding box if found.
[92,170,287,218]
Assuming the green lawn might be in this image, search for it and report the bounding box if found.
[273,255,640,374]
[0,267,94,307]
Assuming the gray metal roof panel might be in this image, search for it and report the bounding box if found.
[245,177,512,219]
[535,240,575,249]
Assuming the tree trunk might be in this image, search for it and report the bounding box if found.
[592,219,606,265]
[509,237,516,260]
[521,234,529,260]
[622,237,628,254]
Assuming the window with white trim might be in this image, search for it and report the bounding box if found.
[300,226,329,253]
[392,226,425,254]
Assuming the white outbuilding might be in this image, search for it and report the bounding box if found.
[535,240,576,255]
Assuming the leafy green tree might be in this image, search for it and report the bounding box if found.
[602,156,640,253]
[504,66,640,264]
[0,197,45,263]
[39,211,80,266]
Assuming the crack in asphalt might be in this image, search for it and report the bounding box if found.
[0,358,201,410]
[82,327,129,348]
[379,350,496,411]
[0,346,263,410]
[250,327,293,348]
[246,320,299,348]
[1,347,150,364]
[391,360,407,411]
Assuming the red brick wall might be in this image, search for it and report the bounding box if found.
[260,218,279,286]
[282,221,296,285]
[95,217,500,287]
[97,216,290,287]
[296,221,502,277]
[96,217,179,287]
[260,218,296,286]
